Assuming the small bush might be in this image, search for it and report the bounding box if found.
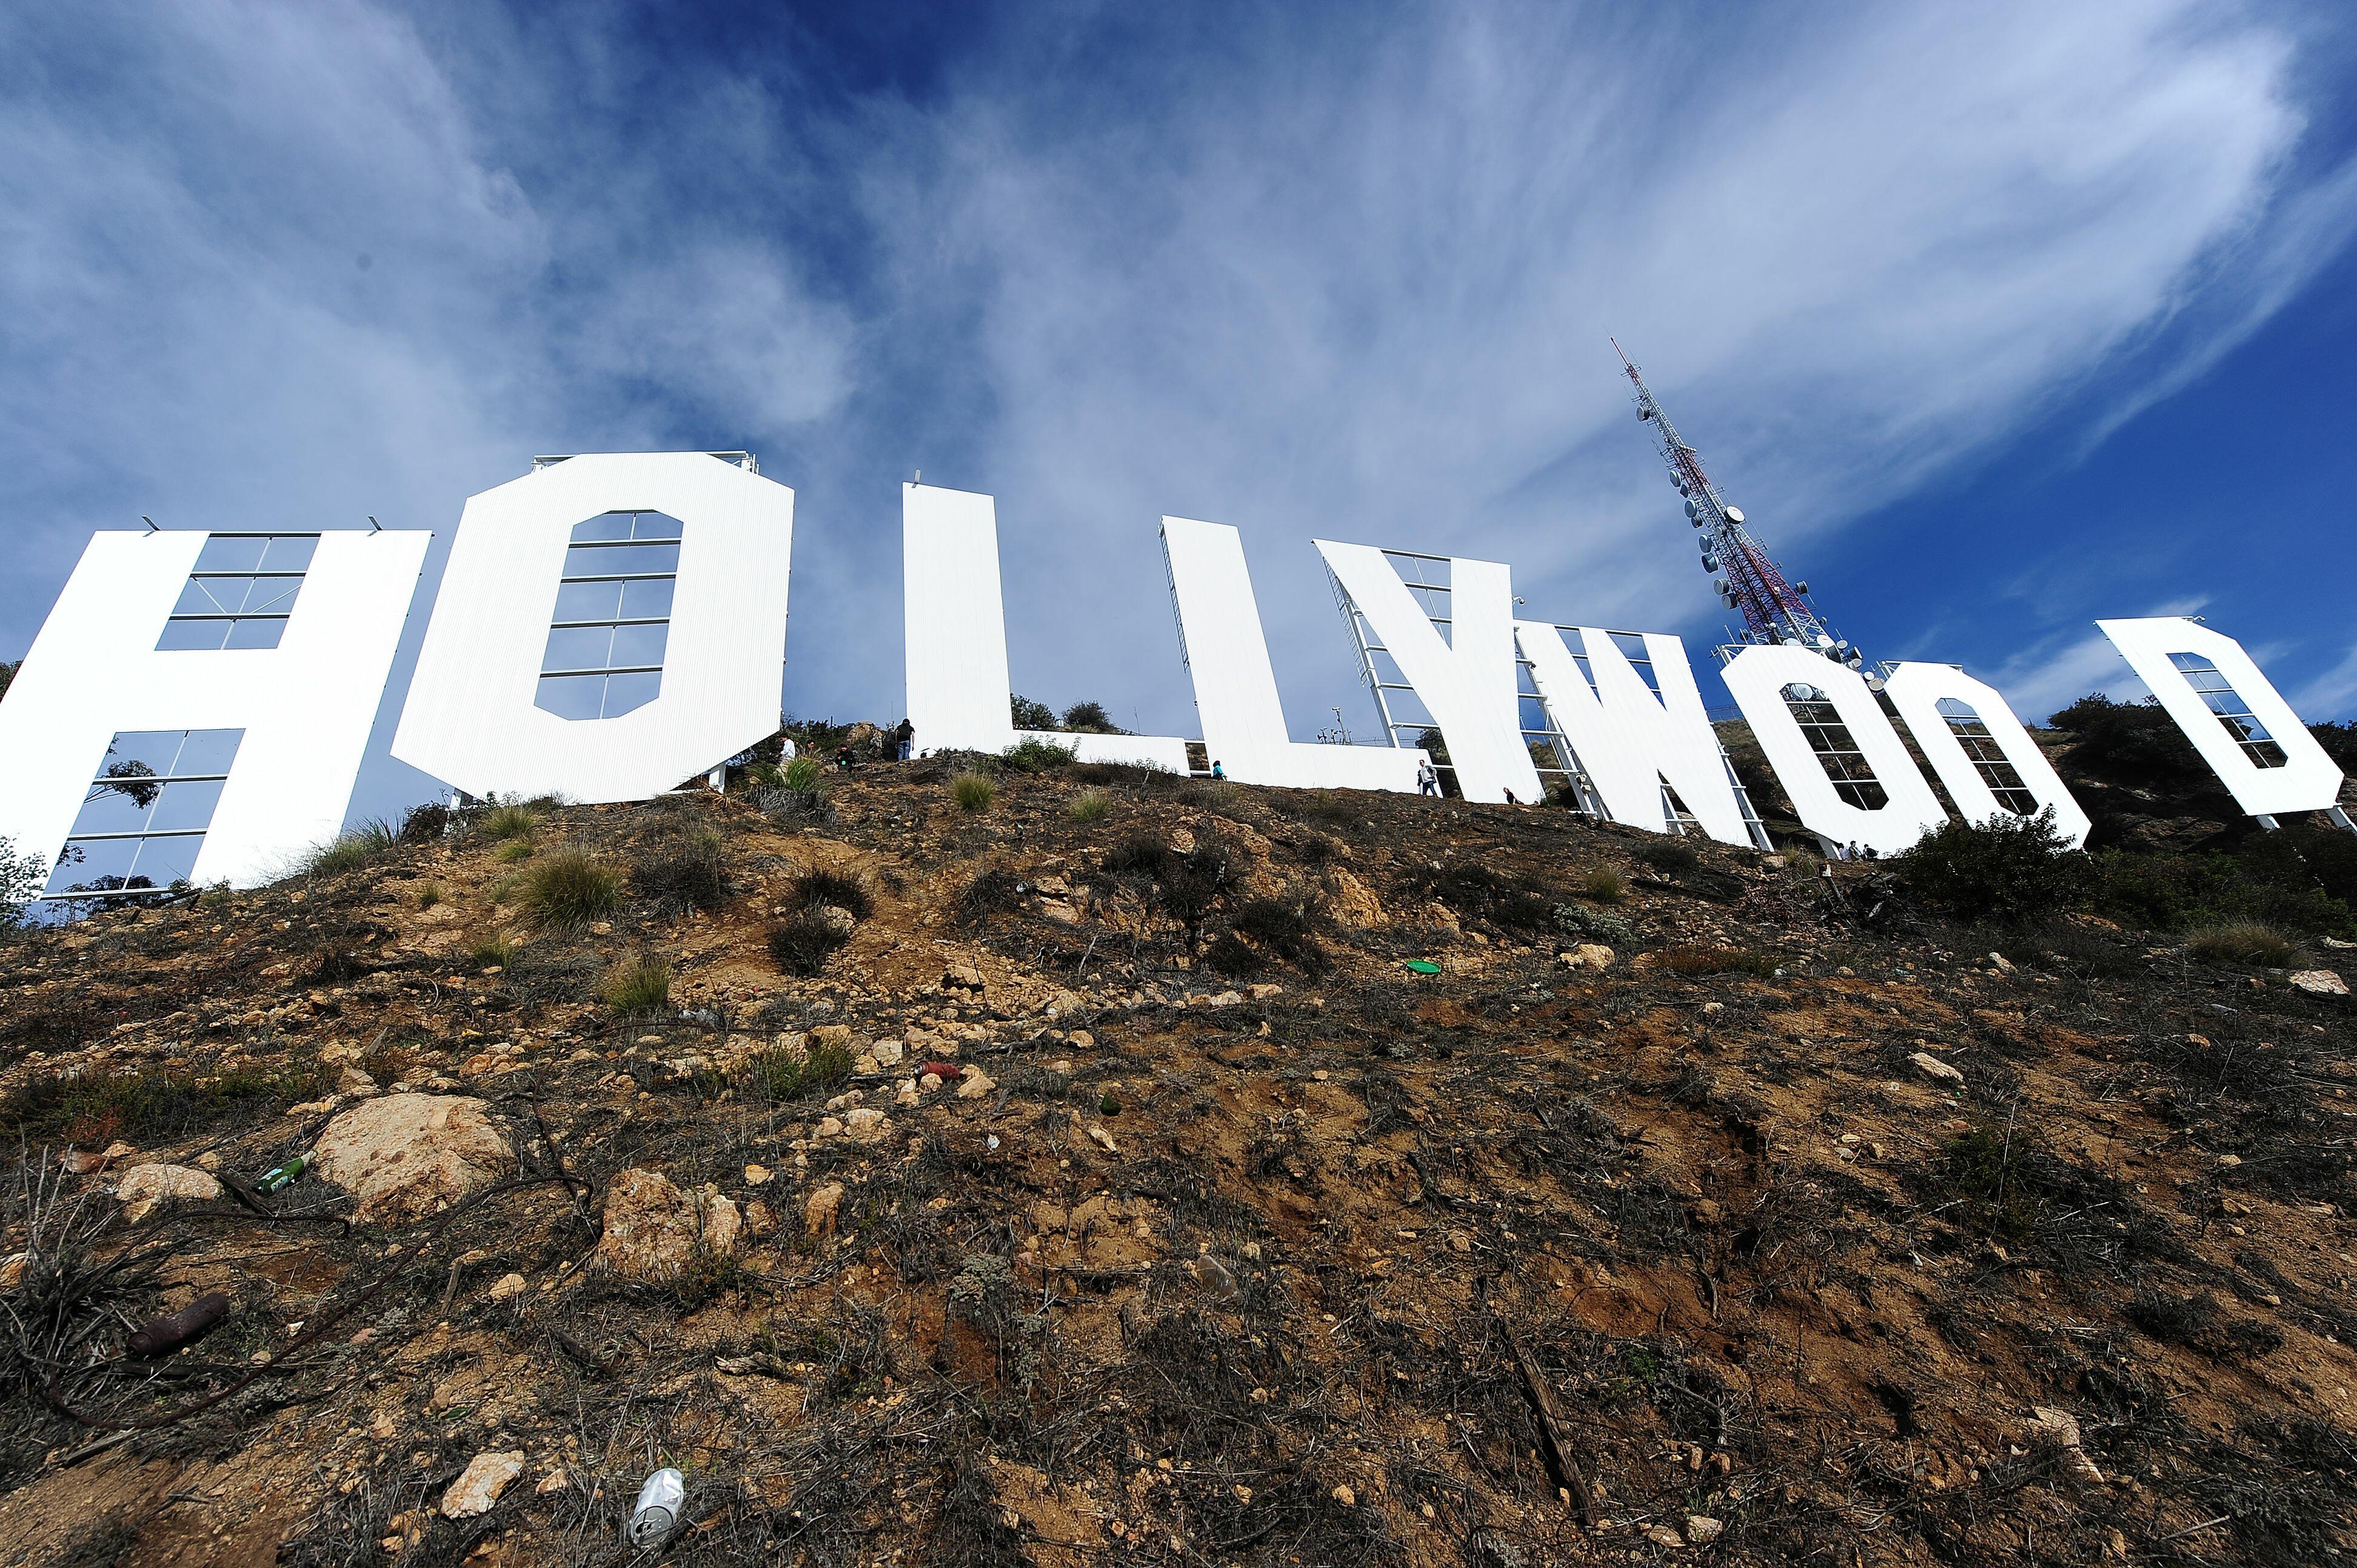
[951,772,998,811]
[1408,861,1556,933]
[769,910,852,976]
[1892,806,2090,925]
[492,838,533,864]
[416,884,443,910]
[1011,695,1057,730]
[477,803,538,842]
[515,849,624,930]
[1061,701,1117,733]
[397,802,450,843]
[1066,790,1112,823]
[1102,836,1171,880]
[632,829,729,915]
[954,866,1025,927]
[1636,838,1700,875]
[741,1035,857,1101]
[601,954,672,1015]
[2,1061,322,1143]
[1582,867,1628,903]
[469,932,520,969]
[786,867,872,920]
[1000,737,1078,773]
[304,820,397,876]
[1229,895,1328,973]
[1554,902,1635,943]
[2187,921,2307,969]
[1657,945,1777,978]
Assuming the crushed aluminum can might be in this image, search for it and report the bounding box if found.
[628,1468,686,1550]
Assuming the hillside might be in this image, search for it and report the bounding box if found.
[1,751,2354,1567]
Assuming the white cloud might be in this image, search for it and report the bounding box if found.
[2,0,2353,816]
[2293,642,2357,722]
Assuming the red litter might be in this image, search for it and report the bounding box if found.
[920,1061,965,1080]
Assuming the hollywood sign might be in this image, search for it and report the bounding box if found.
[0,450,2346,902]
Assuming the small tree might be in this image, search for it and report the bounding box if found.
[1061,701,1120,733]
[1892,806,2090,924]
[1,835,46,932]
[1011,695,1055,730]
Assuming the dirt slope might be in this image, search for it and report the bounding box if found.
[1,761,2353,1567]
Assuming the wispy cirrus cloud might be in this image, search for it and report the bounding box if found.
[2,0,2354,820]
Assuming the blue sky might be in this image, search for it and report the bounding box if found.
[6,1,2357,822]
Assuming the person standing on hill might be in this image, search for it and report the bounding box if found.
[893,718,914,761]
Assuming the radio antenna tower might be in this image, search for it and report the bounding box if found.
[1612,340,1862,673]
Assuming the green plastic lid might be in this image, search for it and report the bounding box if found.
[1404,959,1442,975]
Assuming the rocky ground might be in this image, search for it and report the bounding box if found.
[1,755,2353,1566]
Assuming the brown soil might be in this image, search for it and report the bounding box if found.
[2,759,2353,1566]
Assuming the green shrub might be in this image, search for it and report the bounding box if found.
[492,838,533,864]
[469,932,520,969]
[601,954,672,1015]
[1657,945,1776,978]
[398,802,450,843]
[1582,867,1628,903]
[951,772,997,812]
[1891,806,2090,924]
[1554,902,1635,943]
[1010,695,1057,730]
[741,1035,855,1100]
[1636,838,1700,875]
[416,884,443,910]
[477,803,539,842]
[769,910,852,976]
[304,820,398,876]
[1066,790,1111,823]
[515,849,624,930]
[781,755,827,793]
[786,867,872,920]
[632,829,729,915]
[2,1061,322,1143]
[998,737,1077,774]
[954,866,1024,928]
[2187,921,2307,969]
[1061,701,1118,733]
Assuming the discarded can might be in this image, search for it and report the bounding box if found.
[253,1153,313,1194]
[127,1292,232,1357]
[919,1061,963,1081]
[628,1468,686,1550]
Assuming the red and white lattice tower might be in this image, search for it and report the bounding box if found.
[1613,341,1861,670]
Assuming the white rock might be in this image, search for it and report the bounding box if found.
[956,1069,997,1101]
[115,1164,222,1224]
[312,1094,513,1225]
[1910,1051,1965,1087]
[871,1039,904,1066]
[440,1451,524,1519]
[592,1169,740,1282]
[1686,1515,1724,1544]
[2288,970,2348,996]
[841,1107,891,1144]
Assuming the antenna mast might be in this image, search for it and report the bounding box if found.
[1611,340,1860,671]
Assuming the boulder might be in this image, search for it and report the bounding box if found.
[805,1181,846,1236]
[1910,1052,1965,1088]
[115,1164,221,1224]
[440,1451,525,1519]
[312,1094,513,1225]
[593,1169,741,1282]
